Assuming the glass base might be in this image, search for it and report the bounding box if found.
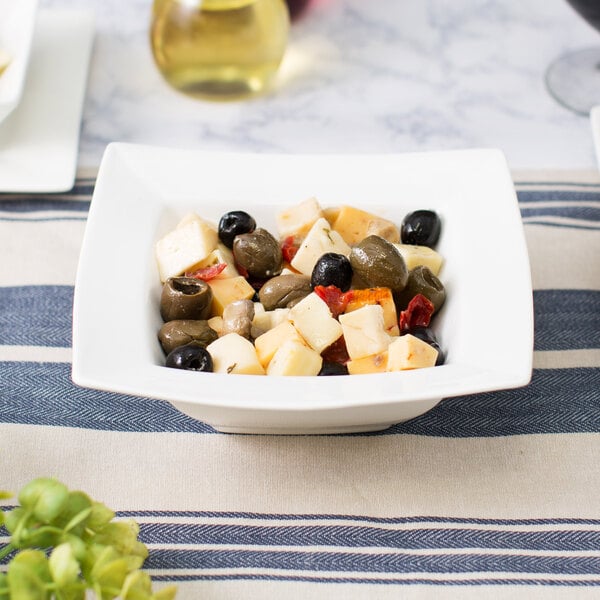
[545,46,600,115]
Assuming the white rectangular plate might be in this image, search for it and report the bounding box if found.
[0,10,94,193]
[72,143,534,435]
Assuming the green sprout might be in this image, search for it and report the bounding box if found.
[0,479,177,600]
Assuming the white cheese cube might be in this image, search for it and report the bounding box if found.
[276,197,324,239]
[393,244,444,276]
[255,322,307,368]
[191,244,239,279]
[251,307,290,338]
[339,304,390,360]
[207,316,224,337]
[387,334,438,371]
[267,340,323,376]
[155,213,219,282]
[288,292,343,354]
[207,333,265,375]
[290,218,351,276]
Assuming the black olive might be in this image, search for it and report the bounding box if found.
[349,235,408,294]
[311,253,353,292]
[394,265,446,313]
[318,362,349,376]
[233,228,283,279]
[160,277,213,322]
[407,326,445,366]
[158,320,218,355]
[165,343,214,372]
[401,210,441,247]
[218,211,256,248]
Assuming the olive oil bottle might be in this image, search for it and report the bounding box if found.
[150,0,290,100]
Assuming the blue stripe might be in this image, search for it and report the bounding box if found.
[119,512,600,526]
[152,573,600,586]
[143,548,600,574]
[1,363,598,436]
[1,287,598,351]
[0,198,91,213]
[136,523,600,552]
[534,290,600,351]
[520,205,600,222]
[0,286,73,347]
[517,190,600,203]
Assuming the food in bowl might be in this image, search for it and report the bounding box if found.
[155,197,446,376]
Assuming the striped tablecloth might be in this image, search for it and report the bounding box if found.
[1,170,599,599]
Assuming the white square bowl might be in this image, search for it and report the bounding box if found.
[72,143,533,435]
[0,0,38,124]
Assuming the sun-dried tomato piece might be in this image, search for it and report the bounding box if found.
[314,285,354,318]
[281,235,301,263]
[185,263,227,281]
[321,336,350,365]
[399,293,435,333]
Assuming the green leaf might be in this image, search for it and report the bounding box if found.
[94,522,148,560]
[3,507,27,535]
[0,490,13,500]
[18,479,69,524]
[91,557,130,595]
[120,570,152,600]
[152,585,178,600]
[48,543,80,587]
[86,502,115,532]
[7,549,52,600]
[55,492,92,536]
[0,573,9,598]
[21,525,63,550]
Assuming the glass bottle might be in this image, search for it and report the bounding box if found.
[150,0,290,101]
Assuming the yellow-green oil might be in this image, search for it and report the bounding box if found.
[151,0,290,100]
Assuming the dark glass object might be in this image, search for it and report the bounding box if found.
[546,0,600,114]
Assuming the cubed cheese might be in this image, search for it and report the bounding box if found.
[290,218,351,276]
[155,213,219,282]
[345,287,399,336]
[254,321,306,368]
[267,340,323,376]
[287,292,343,354]
[207,333,265,375]
[339,304,390,360]
[207,316,224,336]
[387,334,438,371]
[332,205,400,245]
[207,276,255,316]
[347,351,389,375]
[393,244,444,275]
[190,243,239,279]
[251,307,290,338]
[276,197,324,238]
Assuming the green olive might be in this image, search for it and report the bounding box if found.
[394,265,446,313]
[160,277,213,322]
[158,319,218,354]
[349,235,408,294]
[258,274,312,310]
[232,228,283,279]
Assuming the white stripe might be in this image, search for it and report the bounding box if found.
[519,200,600,209]
[534,350,600,370]
[0,346,72,362]
[0,211,88,221]
[132,516,600,533]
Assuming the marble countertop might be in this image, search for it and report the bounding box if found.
[40,0,600,170]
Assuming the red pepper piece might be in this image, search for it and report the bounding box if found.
[321,336,350,365]
[314,285,354,318]
[185,263,227,281]
[399,293,435,333]
[281,235,301,263]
